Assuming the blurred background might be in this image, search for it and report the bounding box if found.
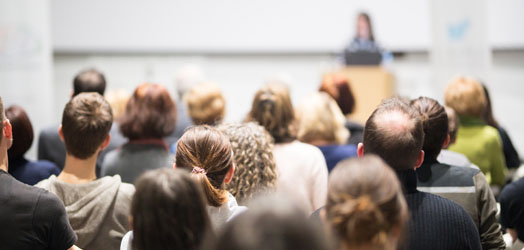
[1,0,523,159]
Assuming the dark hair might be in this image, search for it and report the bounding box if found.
[356,12,375,41]
[363,98,424,170]
[0,97,4,144]
[410,97,448,161]
[119,83,177,140]
[445,106,459,144]
[482,84,499,128]
[175,125,234,207]
[131,168,211,250]
[61,92,113,159]
[246,83,296,143]
[73,68,107,96]
[319,73,356,115]
[6,105,33,159]
[327,155,407,249]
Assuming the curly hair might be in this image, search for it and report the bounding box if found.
[218,122,278,205]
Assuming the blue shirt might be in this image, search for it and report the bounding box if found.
[317,144,358,172]
[8,157,61,185]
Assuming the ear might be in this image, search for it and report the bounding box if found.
[357,143,365,158]
[58,125,65,142]
[224,164,235,184]
[414,150,425,170]
[442,134,450,149]
[172,163,177,169]
[3,119,13,149]
[99,134,111,151]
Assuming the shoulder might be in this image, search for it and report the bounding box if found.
[118,182,136,199]
[33,187,66,217]
[34,176,56,190]
[481,125,502,141]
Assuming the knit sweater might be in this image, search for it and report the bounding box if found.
[397,169,482,250]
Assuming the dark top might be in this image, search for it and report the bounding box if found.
[397,169,482,250]
[8,157,61,185]
[317,144,357,172]
[500,177,524,242]
[345,120,364,145]
[0,170,77,250]
[498,127,521,169]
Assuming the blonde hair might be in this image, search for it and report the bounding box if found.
[296,92,349,145]
[105,89,129,120]
[444,76,487,118]
[218,122,278,205]
[184,82,226,125]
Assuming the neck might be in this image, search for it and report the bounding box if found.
[0,148,8,172]
[58,153,98,184]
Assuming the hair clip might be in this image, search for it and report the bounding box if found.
[191,166,207,175]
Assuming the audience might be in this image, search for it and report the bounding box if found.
[411,96,505,249]
[0,96,79,250]
[38,68,125,176]
[445,76,507,186]
[326,155,408,250]
[101,83,176,184]
[296,92,357,172]
[437,106,477,168]
[218,122,278,205]
[246,83,328,214]
[6,105,60,185]
[36,93,135,250]
[175,125,247,230]
[184,82,226,125]
[358,98,481,250]
[499,177,524,250]
[319,73,363,144]
[120,168,212,250]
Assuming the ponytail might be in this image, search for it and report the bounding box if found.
[191,167,228,207]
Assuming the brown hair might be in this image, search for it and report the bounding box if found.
[218,122,278,205]
[247,83,296,143]
[363,98,424,170]
[119,83,177,140]
[410,97,448,161]
[175,125,234,207]
[184,82,226,125]
[326,155,407,249]
[61,92,113,159]
[444,76,486,118]
[6,105,34,159]
[73,68,106,96]
[0,97,4,144]
[482,84,499,128]
[319,73,356,115]
[445,106,459,144]
[356,12,375,41]
[131,168,211,250]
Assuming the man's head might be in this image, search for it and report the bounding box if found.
[60,93,113,159]
[357,98,425,171]
[73,69,107,97]
[410,97,449,161]
[0,97,13,159]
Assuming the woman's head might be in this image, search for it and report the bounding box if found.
[119,83,177,140]
[297,92,349,145]
[131,168,211,250]
[356,12,374,41]
[247,83,296,143]
[326,155,408,250]
[410,97,448,161]
[444,76,486,118]
[218,122,278,205]
[5,105,33,159]
[184,82,226,125]
[175,125,234,207]
[481,83,499,128]
[319,73,356,116]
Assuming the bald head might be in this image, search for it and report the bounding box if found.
[73,69,106,97]
[362,98,424,171]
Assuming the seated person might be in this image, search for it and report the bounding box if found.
[184,82,226,126]
[36,93,134,250]
[437,106,476,168]
[296,92,357,172]
[499,178,524,250]
[6,105,60,185]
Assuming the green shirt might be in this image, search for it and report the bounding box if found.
[449,116,507,186]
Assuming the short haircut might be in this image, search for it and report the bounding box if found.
[119,83,177,140]
[247,83,296,143]
[410,97,448,161]
[73,69,107,96]
[184,82,225,125]
[363,98,424,170]
[175,125,234,207]
[132,168,211,250]
[327,155,407,249]
[444,76,486,118]
[61,92,113,159]
[319,73,356,115]
[297,92,349,144]
[6,105,34,159]
[217,122,278,205]
[445,106,459,143]
[0,97,5,144]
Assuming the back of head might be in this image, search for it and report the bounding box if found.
[175,125,234,207]
[445,106,459,145]
[119,83,177,140]
[363,98,424,170]
[6,105,33,159]
[184,82,225,125]
[410,97,448,161]
[297,92,349,145]
[319,73,356,115]
[327,155,408,249]
[62,92,113,159]
[132,168,211,250]
[444,76,486,118]
[247,83,296,143]
[217,122,278,204]
[73,69,107,96]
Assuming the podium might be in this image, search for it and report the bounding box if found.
[337,67,394,124]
